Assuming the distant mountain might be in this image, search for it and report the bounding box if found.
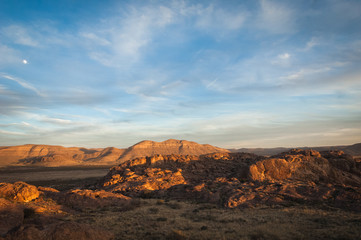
[120,139,227,162]
[0,139,228,167]
[230,143,361,157]
[0,144,125,167]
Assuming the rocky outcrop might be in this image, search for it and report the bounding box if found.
[249,149,361,186]
[100,150,361,210]
[41,188,133,210]
[0,182,39,202]
[0,182,117,239]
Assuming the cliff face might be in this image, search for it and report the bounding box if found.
[0,140,228,167]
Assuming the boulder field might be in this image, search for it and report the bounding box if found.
[100,149,361,210]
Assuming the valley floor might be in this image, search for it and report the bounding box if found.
[66,198,361,240]
[0,166,110,190]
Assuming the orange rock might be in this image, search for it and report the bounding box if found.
[0,182,39,202]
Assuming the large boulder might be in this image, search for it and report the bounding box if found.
[248,150,361,186]
[0,182,39,202]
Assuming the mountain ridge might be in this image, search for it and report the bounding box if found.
[230,142,361,157]
[0,139,228,167]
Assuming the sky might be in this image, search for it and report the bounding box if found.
[0,0,361,149]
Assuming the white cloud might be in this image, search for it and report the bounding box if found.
[0,44,21,65]
[193,4,246,31]
[0,129,27,136]
[278,53,290,59]
[82,2,249,67]
[303,37,319,51]
[0,73,45,97]
[80,32,110,46]
[82,5,175,67]
[39,116,73,125]
[2,25,38,47]
[271,52,292,67]
[257,0,294,34]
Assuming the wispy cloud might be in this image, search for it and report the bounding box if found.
[256,0,294,34]
[0,73,45,97]
[0,44,21,65]
[81,5,175,67]
[302,37,319,51]
[2,25,38,47]
[191,4,247,32]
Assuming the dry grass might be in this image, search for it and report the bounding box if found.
[64,199,361,240]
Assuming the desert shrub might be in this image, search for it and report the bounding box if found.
[148,207,159,214]
[156,199,165,205]
[166,230,187,240]
[165,202,182,209]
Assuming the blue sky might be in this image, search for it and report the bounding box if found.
[0,0,361,148]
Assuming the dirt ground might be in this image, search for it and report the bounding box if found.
[0,166,110,190]
[63,198,361,240]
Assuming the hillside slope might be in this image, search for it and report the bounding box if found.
[0,140,228,167]
[232,143,361,157]
[119,139,228,163]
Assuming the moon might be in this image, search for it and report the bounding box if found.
[22,59,28,64]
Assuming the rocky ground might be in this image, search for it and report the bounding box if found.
[1,149,361,239]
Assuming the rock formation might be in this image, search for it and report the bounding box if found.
[0,182,39,202]
[0,182,119,239]
[100,149,361,210]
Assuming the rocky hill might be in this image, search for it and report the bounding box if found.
[119,139,227,163]
[100,149,361,210]
[0,140,228,167]
[231,142,361,157]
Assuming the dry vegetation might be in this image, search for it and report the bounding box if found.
[64,199,361,240]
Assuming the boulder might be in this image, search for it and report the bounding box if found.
[0,182,39,202]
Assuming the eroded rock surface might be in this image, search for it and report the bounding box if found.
[100,150,361,210]
[0,182,116,239]
[0,182,40,202]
